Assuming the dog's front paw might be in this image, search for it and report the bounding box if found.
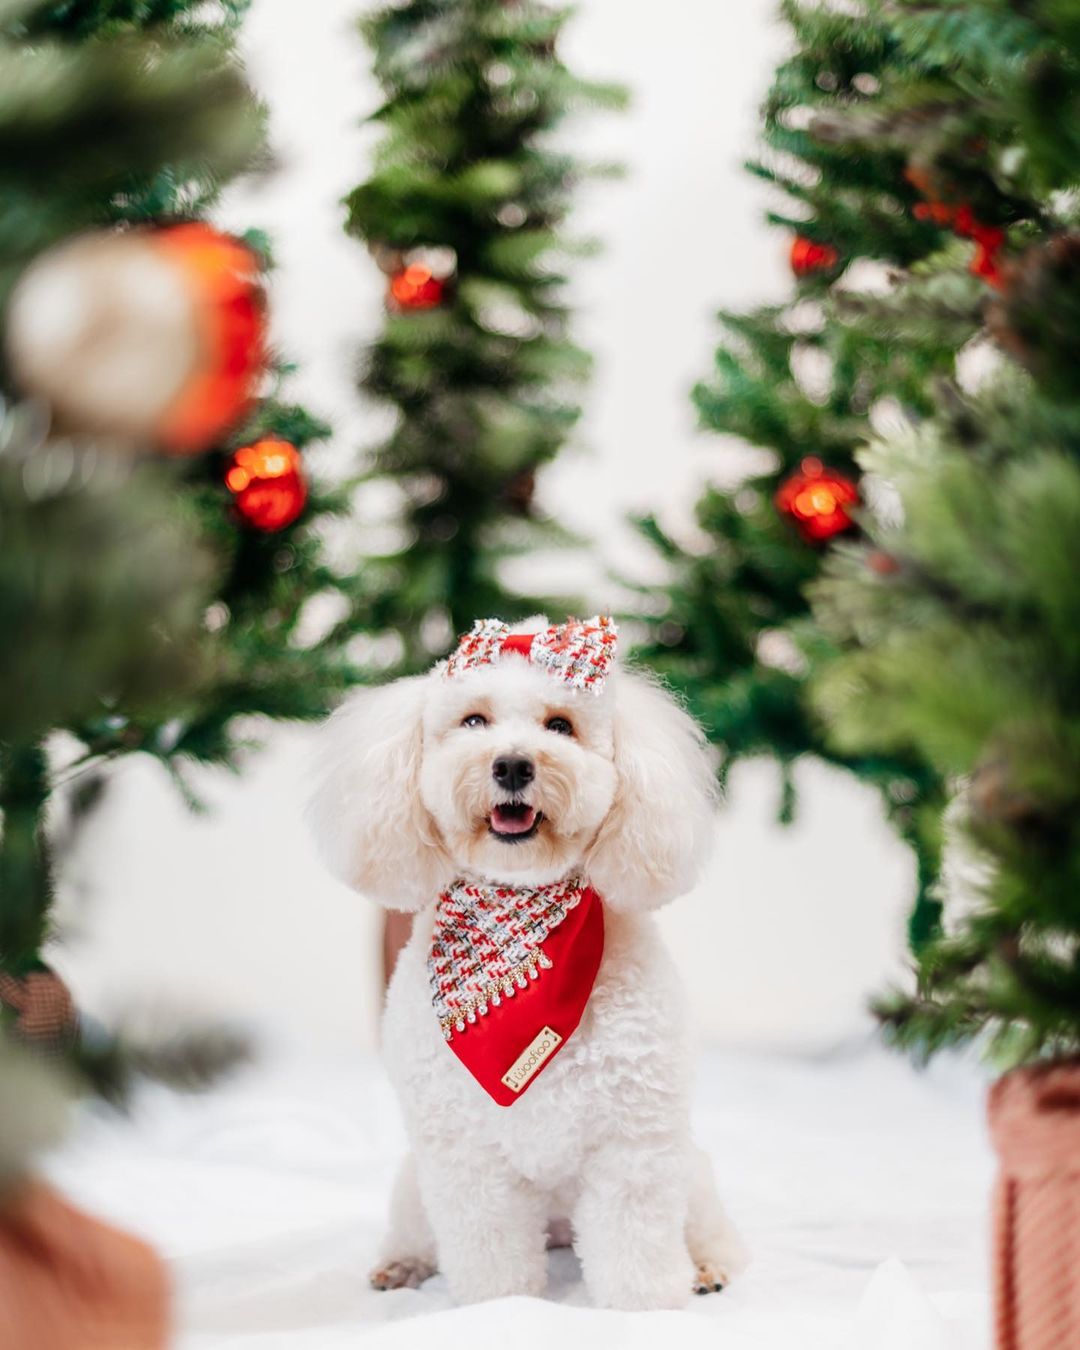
[693,1261,730,1295]
[691,1232,749,1295]
[370,1256,436,1291]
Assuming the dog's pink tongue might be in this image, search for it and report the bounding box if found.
[491,804,537,835]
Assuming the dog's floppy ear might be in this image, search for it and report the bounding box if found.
[585,668,717,912]
[307,676,450,911]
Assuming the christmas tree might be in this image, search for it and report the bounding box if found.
[633,0,979,948]
[800,0,1080,1067]
[0,1,265,1232]
[345,0,625,671]
[0,0,373,983]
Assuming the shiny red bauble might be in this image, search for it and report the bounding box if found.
[775,456,859,542]
[790,235,840,278]
[225,439,307,532]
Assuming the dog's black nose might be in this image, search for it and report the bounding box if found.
[492,756,535,793]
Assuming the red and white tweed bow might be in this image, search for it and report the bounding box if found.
[443,615,618,694]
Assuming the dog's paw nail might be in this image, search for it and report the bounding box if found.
[370,1258,434,1291]
[694,1285,709,1295]
[713,1281,724,1292]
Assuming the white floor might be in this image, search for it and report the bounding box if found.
[45,1043,992,1350]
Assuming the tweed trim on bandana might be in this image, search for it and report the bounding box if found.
[441,615,618,695]
[429,877,587,1039]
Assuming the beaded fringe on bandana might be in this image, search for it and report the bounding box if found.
[429,877,586,1040]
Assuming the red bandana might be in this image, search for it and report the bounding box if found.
[429,878,605,1106]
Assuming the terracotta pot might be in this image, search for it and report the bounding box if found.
[0,968,77,1050]
[990,1060,1080,1350]
[0,1179,170,1349]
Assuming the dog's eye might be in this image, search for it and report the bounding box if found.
[461,713,488,729]
[545,716,574,736]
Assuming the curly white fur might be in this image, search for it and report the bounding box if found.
[308,624,747,1309]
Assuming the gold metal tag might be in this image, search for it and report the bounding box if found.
[501,1025,563,1093]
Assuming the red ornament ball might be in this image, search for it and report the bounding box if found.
[790,235,840,278]
[388,263,445,310]
[5,222,266,453]
[775,457,859,542]
[225,439,307,532]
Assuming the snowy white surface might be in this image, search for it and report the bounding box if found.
[46,1044,992,1350]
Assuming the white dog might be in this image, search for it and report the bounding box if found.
[309,616,747,1309]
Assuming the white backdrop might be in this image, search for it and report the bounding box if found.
[51,0,917,1054]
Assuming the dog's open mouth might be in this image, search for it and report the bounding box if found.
[489,803,543,842]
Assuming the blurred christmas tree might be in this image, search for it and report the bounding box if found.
[15,0,374,783]
[0,0,371,984]
[804,0,1080,1067]
[345,0,625,670]
[0,0,260,1217]
[634,0,983,948]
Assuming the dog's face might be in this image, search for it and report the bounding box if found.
[309,625,718,914]
[419,658,618,883]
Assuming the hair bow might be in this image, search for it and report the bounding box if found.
[442,616,618,694]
